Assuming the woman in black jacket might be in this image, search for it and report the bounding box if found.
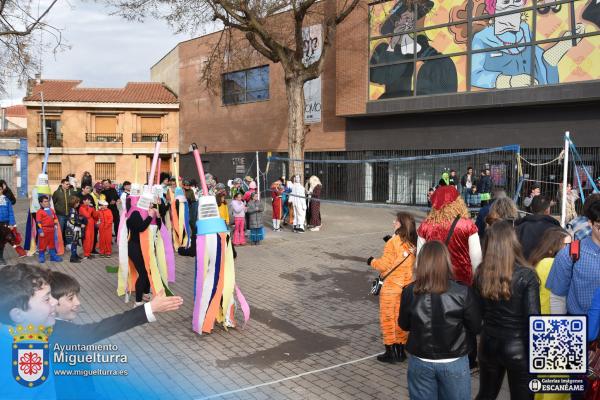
[399,241,481,400]
[474,220,540,400]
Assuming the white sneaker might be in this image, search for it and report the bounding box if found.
[310,226,320,232]
[133,301,144,308]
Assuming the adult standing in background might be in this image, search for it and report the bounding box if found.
[52,179,76,239]
[290,175,307,233]
[81,171,93,190]
[478,168,493,206]
[102,179,120,237]
[460,167,474,201]
[523,183,541,213]
[308,176,323,232]
[514,195,560,260]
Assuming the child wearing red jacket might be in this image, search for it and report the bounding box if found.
[35,195,62,263]
[97,200,113,257]
[79,195,99,259]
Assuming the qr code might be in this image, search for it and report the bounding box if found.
[529,316,587,374]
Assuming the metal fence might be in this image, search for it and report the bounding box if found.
[262,146,599,211]
[132,133,168,143]
[86,133,123,142]
[266,147,521,206]
[518,147,600,214]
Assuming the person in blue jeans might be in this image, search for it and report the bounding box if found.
[399,241,482,400]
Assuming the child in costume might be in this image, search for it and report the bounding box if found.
[217,192,230,225]
[79,195,99,259]
[367,212,417,363]
[0,189,27,266]
[247,192,264,245]
[64,195,83,263]
[231,193,246,245]
[36,195,63,263]
[271,181,283,231]
[97,200,114,257]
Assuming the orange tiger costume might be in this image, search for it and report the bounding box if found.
[371,235,416,346]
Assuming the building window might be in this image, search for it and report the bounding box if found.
[45,163,62,181]
[37,115,63,146]
[222,66,269,105]
[132,116,164,142]
[88,116,122,142]
[367,0,600,100]
[95,163,116,181]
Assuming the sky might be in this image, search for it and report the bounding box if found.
[0,0,206,106]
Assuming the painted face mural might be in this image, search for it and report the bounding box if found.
[368,0,600,99]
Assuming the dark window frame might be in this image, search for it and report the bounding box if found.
[222,65,270,105]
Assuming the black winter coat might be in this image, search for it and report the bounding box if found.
[515,214,561,259]
[399,280,482,359]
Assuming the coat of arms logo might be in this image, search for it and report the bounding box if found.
[9,324,52,388]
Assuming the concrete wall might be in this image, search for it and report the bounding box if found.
[151,46,180,96]
[346,101,600,151]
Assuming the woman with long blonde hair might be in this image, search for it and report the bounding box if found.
[474,220,540,400]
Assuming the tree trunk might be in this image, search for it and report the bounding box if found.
[284,75,306,183]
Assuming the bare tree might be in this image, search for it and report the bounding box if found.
[108,0,361,179]
[0,0,62,95]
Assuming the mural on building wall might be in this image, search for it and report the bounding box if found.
[369,0,600,99]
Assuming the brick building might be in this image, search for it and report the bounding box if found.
[151,0,600,204]
[23,80,179,192]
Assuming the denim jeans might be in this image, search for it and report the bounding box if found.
[407,355,470,400]
[57,214,67,240]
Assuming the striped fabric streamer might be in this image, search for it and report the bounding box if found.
[183,201,191,248]
[192,232,250,334]
[192,234,206,333]
[116,213,129,297]
[159,223,176,282]
[235,285,251,328]
[140,228,165,295]
[24,212,37,254]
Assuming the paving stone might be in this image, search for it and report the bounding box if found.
[5,199,513,399]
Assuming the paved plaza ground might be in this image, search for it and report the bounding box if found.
[7,199,511,399]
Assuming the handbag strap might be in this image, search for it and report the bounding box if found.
[445,215,461,246]
[381,252,412,281]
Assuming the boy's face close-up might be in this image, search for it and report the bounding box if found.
[56,293,81,321]
[12,283,58,327]
[40,198,50,208]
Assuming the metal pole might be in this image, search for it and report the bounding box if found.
[561,131,570,228]
[41,91,49,174]
[256,151,260,200]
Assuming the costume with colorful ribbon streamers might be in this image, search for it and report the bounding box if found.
[190,143,250,334]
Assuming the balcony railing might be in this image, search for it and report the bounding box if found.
[132,133,168,143]
[85,133,123,142]
[36,133,63,147]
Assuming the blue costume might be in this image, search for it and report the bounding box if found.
[471,23,559,88]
